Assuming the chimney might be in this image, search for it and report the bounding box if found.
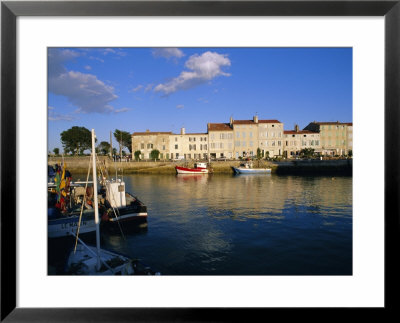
[146,129,150,132]
[230,116,233,127]
[181,127,185,135]
[253,115,258,123]
[295,124,299,132]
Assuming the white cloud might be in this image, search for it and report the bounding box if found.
[48,106,77,121]
[152,48,185,59]
[154,51,231,95]
[144,83,154,92]
[84,65,92,70]
[114,107,130,113]
[89,56,105,63]
[176,104,184,109]
[48,48,118,114]
[130,85,143,92]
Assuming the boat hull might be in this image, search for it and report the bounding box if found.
[233,167,272,174]
[48,211,97,238]
[175,166,209,174]
[65,244,157,275]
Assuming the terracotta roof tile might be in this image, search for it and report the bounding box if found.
[284,130,318,135]
[312,121,352,126]
[207,123,233,131]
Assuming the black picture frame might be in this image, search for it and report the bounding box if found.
[1,0,399,321]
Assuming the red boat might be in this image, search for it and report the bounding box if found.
[175,162,211,174]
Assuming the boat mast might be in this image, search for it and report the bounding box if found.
[91,129,101,270]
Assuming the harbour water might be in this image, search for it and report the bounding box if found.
[50,173,352,275]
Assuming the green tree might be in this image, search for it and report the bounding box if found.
[60,126,92,155]
[150,149,160,160]
[299,148,315,158]
[97,141,111,155]
[53,148,60,156]
[113,129,132,156]
[256,148,262,160]
[134,150,141,161]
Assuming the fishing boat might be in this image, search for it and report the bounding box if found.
[175,162,211,174]
[48,155,148,239]
[65,234,158,275]
[64,129,159,275]
[232,162,272,174]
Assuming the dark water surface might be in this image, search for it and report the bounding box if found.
[96,173,352,275]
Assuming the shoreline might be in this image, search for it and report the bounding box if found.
[48,157,352,175]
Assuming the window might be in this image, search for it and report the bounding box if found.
[147,143,153,149]
[242,132,246,138]
[278,141,281,146]
[175,137,178,142]
[235,141,240,147]
[162,145,166,150]
[141,143,144,149]
[175,144,178,149]
[236,132,240,138]
[249,141,253,147]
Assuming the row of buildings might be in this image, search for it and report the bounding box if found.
[131,116,353,160]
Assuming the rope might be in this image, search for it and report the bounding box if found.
[73,155,92,254]
[96,155,126,240]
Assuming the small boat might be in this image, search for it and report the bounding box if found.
[48,158,148,239]
[232,162,271,174]
[64,129,159,276]
[175,162,211,174]
[65,236,159,275]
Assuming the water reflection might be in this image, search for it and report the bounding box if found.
[100,174,352,275]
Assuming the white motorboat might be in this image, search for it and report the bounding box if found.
[232,162,271,174]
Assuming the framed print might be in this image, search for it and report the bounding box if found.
[1,0,399,321]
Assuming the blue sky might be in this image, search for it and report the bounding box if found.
[48,47,352,153]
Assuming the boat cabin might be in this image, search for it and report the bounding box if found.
[194,163,208,169]
[239,162,253,169]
